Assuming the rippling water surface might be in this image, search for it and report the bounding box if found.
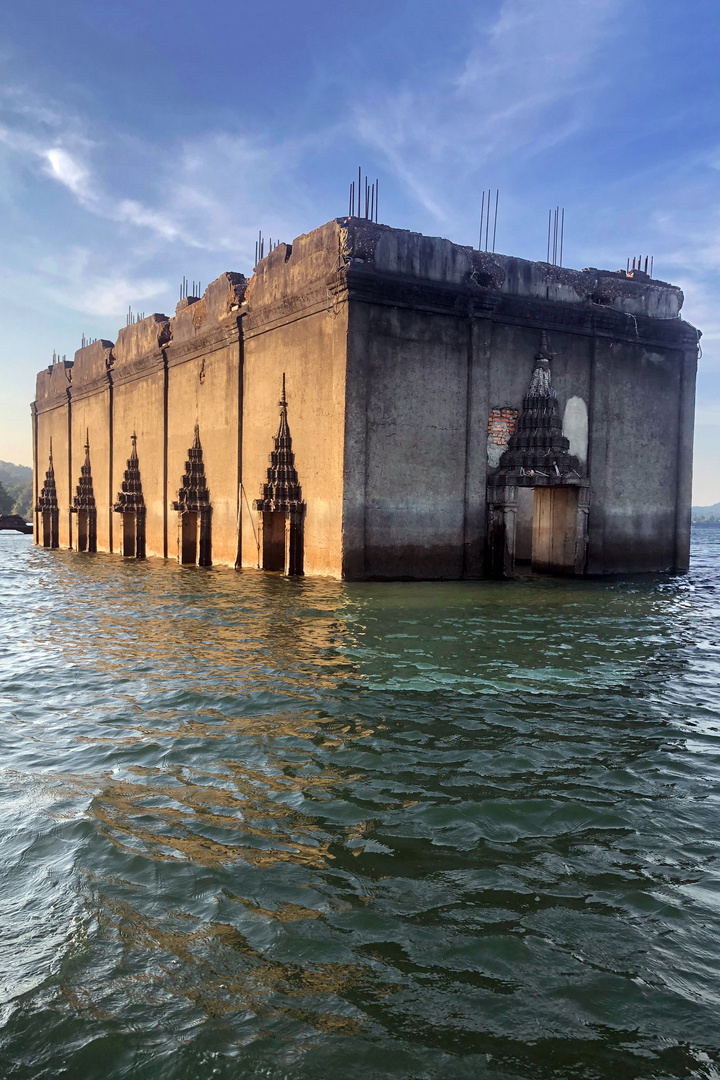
[1,532,720,1079]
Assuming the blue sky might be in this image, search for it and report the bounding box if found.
[1,0,718,502]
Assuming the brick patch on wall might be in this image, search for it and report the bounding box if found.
[487,408,518,446]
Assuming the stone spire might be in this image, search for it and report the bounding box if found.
[72,431,96,511]
[497,331,582,480]
[173,424,211,512]
[254,374,304,511]
[114,433,145,511]
[36,440,59,512]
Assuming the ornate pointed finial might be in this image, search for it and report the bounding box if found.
[536,329,553,364]
[193,422,201,448]
[49,437,53,463]
[254,372,303,514]
[85,428,90,454]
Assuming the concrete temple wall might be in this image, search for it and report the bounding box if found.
[111,316,170,560]
[240,225,349,578]
[31,216,699,580]
[345,303,471,579]
[166,273,245,568]
[34,361,73,548]
[69,340,114,552]
[340,219,698,578]
[586,337,694,574]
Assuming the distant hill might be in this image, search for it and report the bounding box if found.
[0,461,32,485]
[0,462,33,520]
[692,502,720,524]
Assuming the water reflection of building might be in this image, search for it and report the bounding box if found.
[32,217,699,578]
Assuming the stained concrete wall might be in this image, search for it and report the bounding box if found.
[344,308,597,579]
[586,339,693,573]
[111,316,170,559]
[166,273,244,568]
[70,340,114,551]
[34,361,73,547]
[341,219,698,578]
[346,304,469,578]
[240,227,349,578]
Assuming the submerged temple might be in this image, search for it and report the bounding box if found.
[31,216,699,578]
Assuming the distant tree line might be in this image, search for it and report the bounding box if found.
[0,478,33,519]
[0,461,33,520]
[691,501,720,526]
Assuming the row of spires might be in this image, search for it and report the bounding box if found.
[36,376,305,518]
[37,334,576,527]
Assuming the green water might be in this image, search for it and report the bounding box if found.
[1,531,720,1079]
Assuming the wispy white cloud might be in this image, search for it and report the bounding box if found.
[30,246,168,319]
[353,0,625,224]
[72,275,168,318]
[41,146,93,199]
[0,87,311,256]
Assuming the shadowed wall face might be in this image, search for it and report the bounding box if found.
[340,220,697,579]
[359,307,469,579]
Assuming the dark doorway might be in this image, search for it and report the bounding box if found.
[262,511,286,571]
[181,511,198,566]
[42,511,58,549]
[77,511,88,552]
[123,513,136,558]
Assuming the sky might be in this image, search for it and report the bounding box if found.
[0,0,718,503]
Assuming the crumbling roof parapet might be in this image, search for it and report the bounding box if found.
[113,314,172,370]
[335,218,684,320]
[171,273,247,346]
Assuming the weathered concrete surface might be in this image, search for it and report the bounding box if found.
[111,315,170,559]
[33,359,73,547]
[70,340,114,552]
[241,225,349,577]
[340,219,697,577]
[31,216,699,579]
[350,304,469,578]
[167,274,245,567]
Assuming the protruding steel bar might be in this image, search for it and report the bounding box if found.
[479,190,485,250]
[492,189,499,253]
[485,189,490,250]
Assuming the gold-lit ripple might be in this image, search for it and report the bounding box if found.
[89,897,398,1033]
[90,771,336,870]
[223,891,322,923]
